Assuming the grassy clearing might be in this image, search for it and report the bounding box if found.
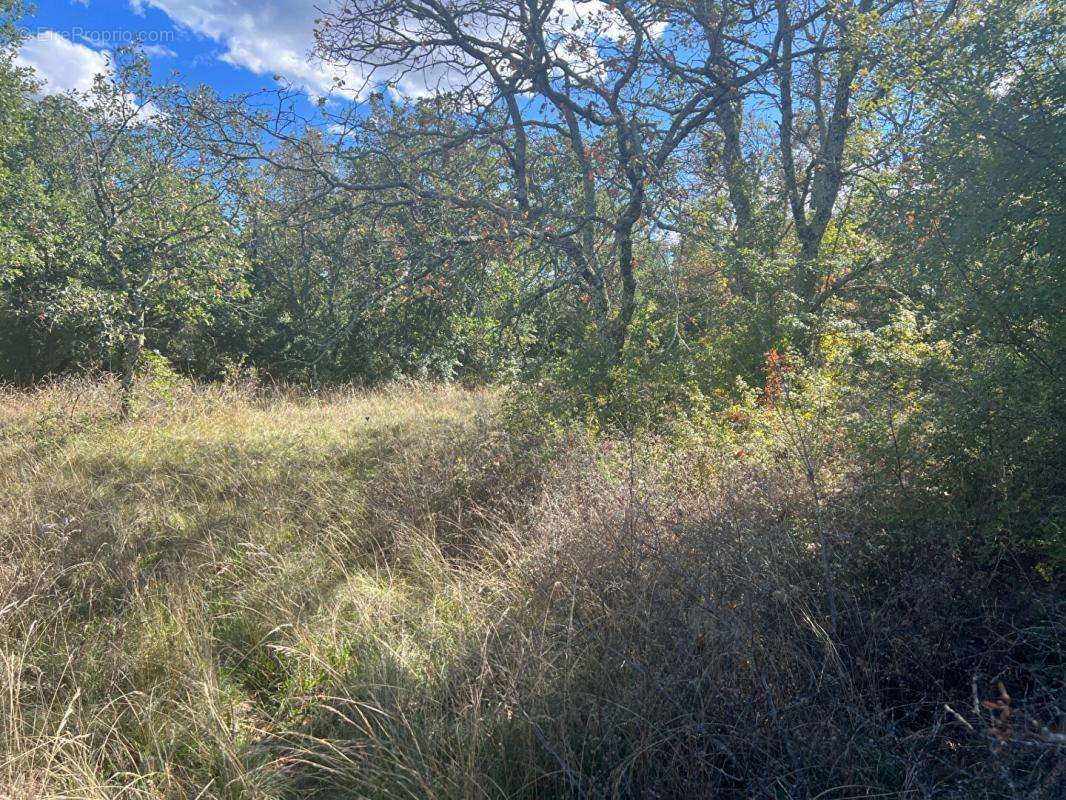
[1,380,1061,799]
[1,380,520,798]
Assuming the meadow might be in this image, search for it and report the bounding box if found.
[1,379,1060,799]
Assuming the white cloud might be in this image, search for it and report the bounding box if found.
[16,31,163,122]
[142,44,177,58]
[126,1,666,100]
[15,31,112,95]
[130,0,355,97]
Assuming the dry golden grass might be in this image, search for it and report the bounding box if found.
[1,378,516,799]
[1,378,1060,799]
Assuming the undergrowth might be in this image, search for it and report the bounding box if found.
[1,378,1061,799]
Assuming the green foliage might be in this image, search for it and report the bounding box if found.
[508,309,701,439]
[0,44,247,390]
[875,0,1066,577]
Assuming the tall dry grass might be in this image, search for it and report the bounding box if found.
[1,378,1061,798]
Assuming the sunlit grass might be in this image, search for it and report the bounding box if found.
[1,379,515,799]
[1,379,1057,798]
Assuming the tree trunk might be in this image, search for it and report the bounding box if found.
[610,118,644,366]
[612,227,638,363]
[119,329,144,419]
[795,230,823,302]
[715,100,754,249]
[714,99,758,299]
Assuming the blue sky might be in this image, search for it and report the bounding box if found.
[17,0,342,101]
[16,1,648,107]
